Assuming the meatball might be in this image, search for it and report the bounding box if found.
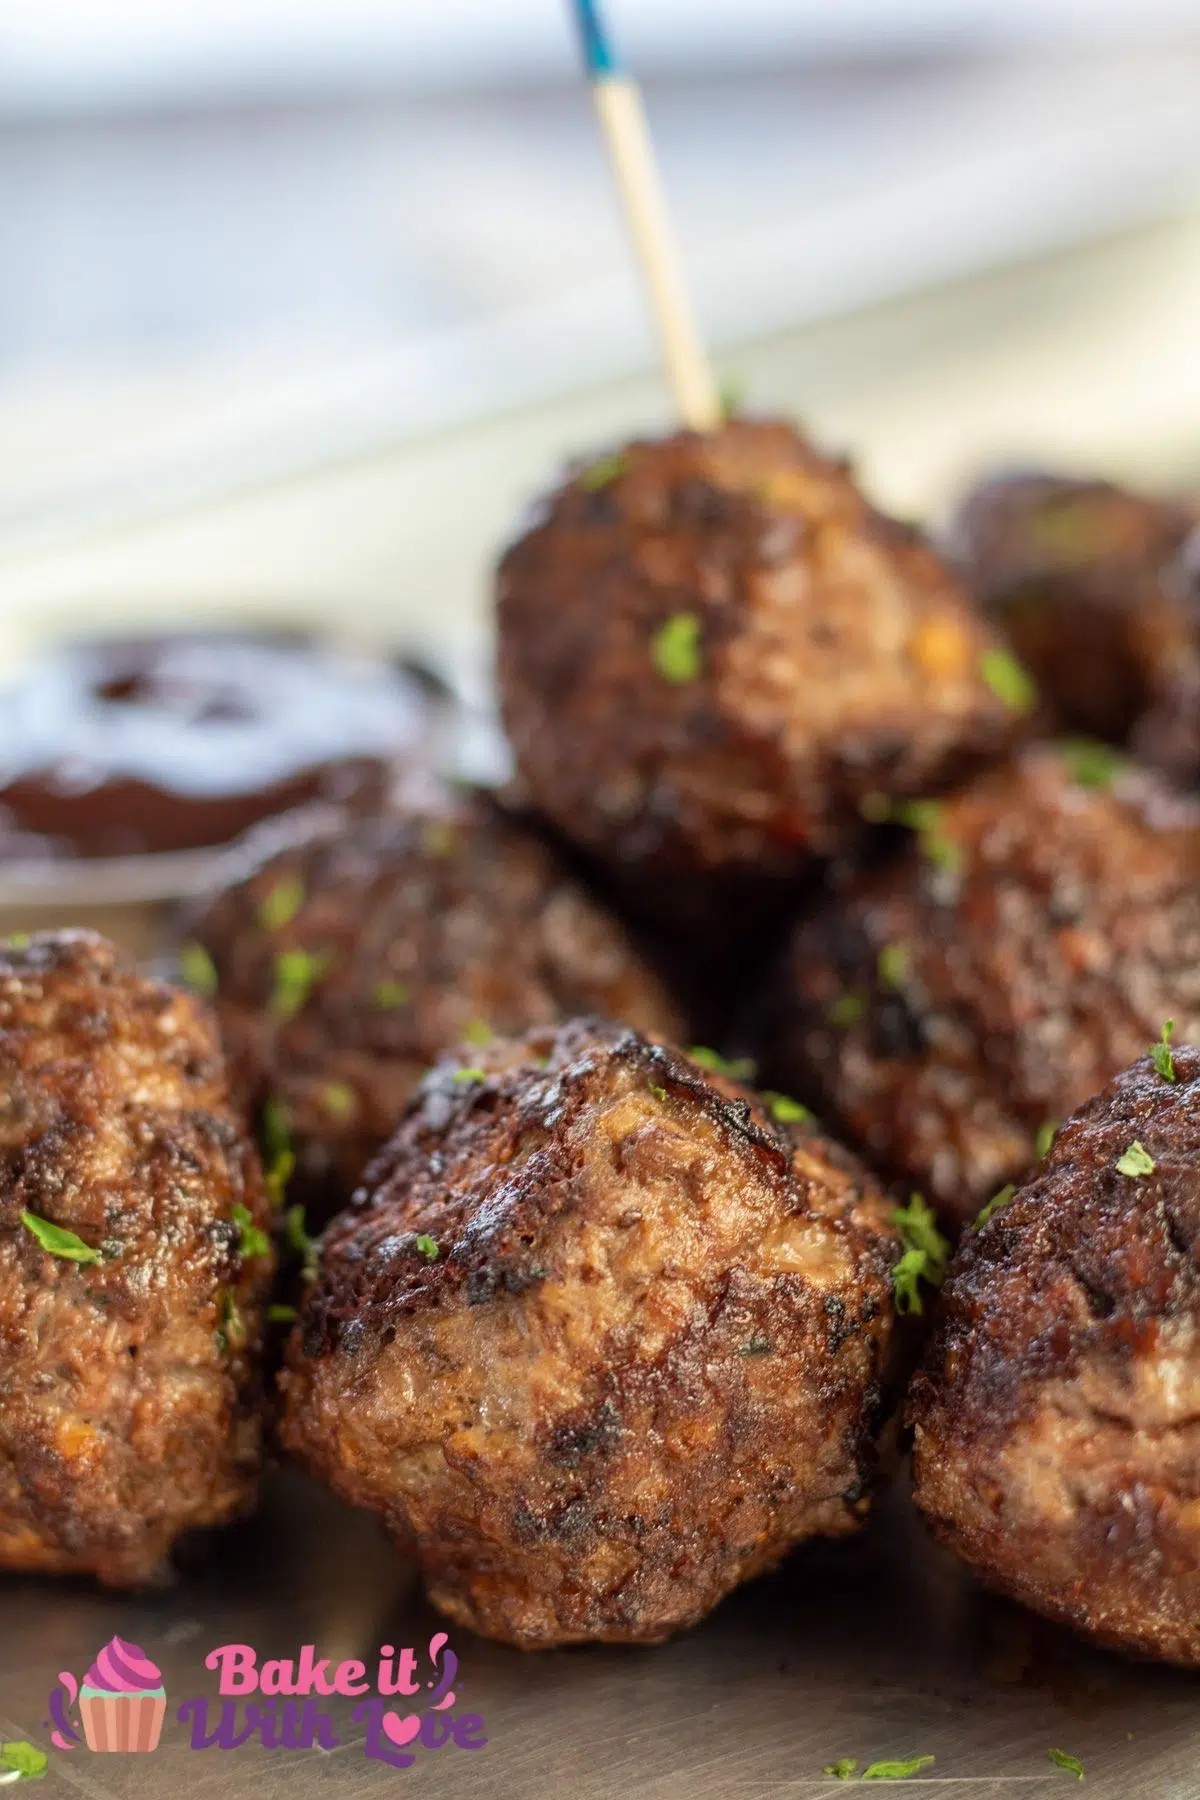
[279,1018,898,1648]
[497,420,1019,884]
[0,931,273,1586]
[758,745,1200,1230]
[948,470,1198,747]
[909,1047,1200,1667]
[185,796,682,1213]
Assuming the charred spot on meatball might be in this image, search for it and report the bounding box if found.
[909,1047,1200,1668]
[0,930,273,1587]
[496,420,1019,884]
[757,745,1200,1231]
[279,1018,898,1649]
[948,470,1198,748]
[184,795,682,1219]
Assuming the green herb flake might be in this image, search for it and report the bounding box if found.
[451,1066,486,1086]
[373,979,410,1010]
[890,799,962,875]
[1049,1748,1085,1781]
[980,646,1037,714]
[257,874,305,933]
[826,992,866,1028]
[179,940,218,997]
[1116,1140,1155,1178]
[718,378,744,420]
[2,932,31,951]
[232,1203,270,1261]
[891,1193,950,1313]
[1036,1120,1059,1159]
[266,1303,298,1325]
[21,1212,101,1265]
[762,1091,810,1125]
[284,1204,316,1261]
[688,1045,757,1082]
[652,611,703,684]
[270,947,332,1020]
[462,1017,494,1048]
[264,1148,295,1211]
[578,450,627,491]
[975,1184,1015,1230]
[0,1742,48,1780]
[823,1759,857,1780]
[877,943,908,991]
[738,1335,772,1356]
[1063,737,1124,790]
[415,1233,439,1261]
[262,1096,291,1160]
[649,1083,668,1102]
[322,1080,357,1121]
[1150,1018,1176,1083]
[215,1289,246,1356]
[862,1755,935,1781]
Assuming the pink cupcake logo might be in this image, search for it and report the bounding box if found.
[51,1638,166,1754]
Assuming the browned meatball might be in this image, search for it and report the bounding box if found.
[279,1018,898,1648]
[497,420,1019,884]
[909,1047,1200,1667]
[948,470,1198,748]
[758,746,1200,1231]
[0,931,273,1587]
[185,796,682,1212]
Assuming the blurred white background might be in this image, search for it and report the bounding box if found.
[0,0,1198,665]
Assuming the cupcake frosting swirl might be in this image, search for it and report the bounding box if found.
[83,1637,163,1694]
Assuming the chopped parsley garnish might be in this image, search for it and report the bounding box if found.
[462,1017,494,1048]
[862,1756,935,1781]
[1116,1140,1155,1178]
[1063,737,1124,790]
[718,378,744,420]
[1036,1120,1058,1159]
[215,1289,246,1355]
[262,1095,291,1160]
[2,932,30,950]
[826,992,866,1028]
[974,1184,1014,1229]
[321,1081,357,1120]
[1150,1018,1176,1083]
[373,978,410,1009]
[232,1203,270,1261]
[179,940,218,997]
[823,1760,857,1780]
[257,874,305,932]
[415,1234,439,1261]
[877,943,908,991]
[688,1045,756,1081]
[285,1204,316,1260]
[267,1303,298,1325]
[1049,1749,1085,1781]
[890,799,962,875]
[0,1741,48,1781]
[451,1066,486,1085]
[649,1083,668,1102]
[20,1212,101,1265]
[270,947,332,1020]
[762,1091,810,1125]
[891,1194,950,1314]
[264,1147,295,1209]
[980,646,1036,714]
[578,450,627,491]
[652,611,702,684]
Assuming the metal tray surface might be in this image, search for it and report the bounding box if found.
[1,1469,1196,1800]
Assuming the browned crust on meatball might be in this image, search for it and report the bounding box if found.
[908,1048,1200,1667]
[279,1018,898,1648]
[948,470,1198,747]
[187,795,682,1212]
[759,745,1200,1230]
[497,420,1018,880]
[0,931,274,1586]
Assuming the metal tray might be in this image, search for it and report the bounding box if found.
[1,1467,1196,1800]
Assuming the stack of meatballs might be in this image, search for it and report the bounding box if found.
[4,417,1199,1673]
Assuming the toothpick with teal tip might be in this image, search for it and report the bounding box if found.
[571,0,721,431]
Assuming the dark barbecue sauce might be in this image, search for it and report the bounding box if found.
[0,632,439,860]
